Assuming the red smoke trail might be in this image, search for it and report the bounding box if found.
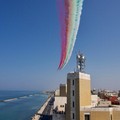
[58,0,66,69]
[58,0,70,69]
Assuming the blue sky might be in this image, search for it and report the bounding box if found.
[0,0,120,90]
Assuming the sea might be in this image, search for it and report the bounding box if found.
[0,90,49,120]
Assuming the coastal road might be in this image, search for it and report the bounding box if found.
[39,97,54,120]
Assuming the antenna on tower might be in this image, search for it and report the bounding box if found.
[76,51,86,72]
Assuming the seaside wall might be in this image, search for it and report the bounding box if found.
[32,96,51,120]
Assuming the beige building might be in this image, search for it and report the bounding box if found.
[65,71,120,120]
[54,96,67,112]
[91,95,98,107]
[55,89,60,96]
[60,84,67,97]
[79,107,120,120]
[53,96,66,120]
[53,84,67,120]
[66,72,91,120]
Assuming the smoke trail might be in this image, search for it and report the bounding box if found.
[57,0,66,69]
[58,0,84,69]
[63,0,84,67]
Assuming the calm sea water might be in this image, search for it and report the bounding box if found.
[0,91,48,120]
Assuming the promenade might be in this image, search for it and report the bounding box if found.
[32,95,54,120]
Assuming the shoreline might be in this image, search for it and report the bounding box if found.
[32,95,52,120]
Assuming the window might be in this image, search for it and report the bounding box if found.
[72,80,74,85]
[60,105,64,107]
[111,115,112,120]
[73,90,74,96]
[85,114,90,120]
[73,101,74,108]
[73,113,74,119]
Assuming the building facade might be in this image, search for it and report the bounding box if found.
[60,84,67,97]
[66,72,91,120]
[65,71,120,120]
